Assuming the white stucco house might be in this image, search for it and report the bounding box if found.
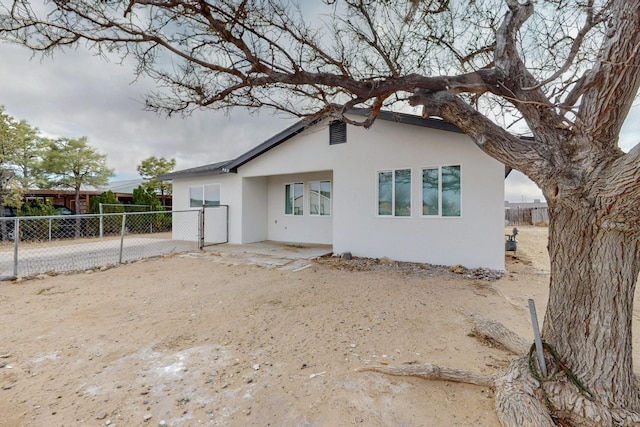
[160,110,506,270]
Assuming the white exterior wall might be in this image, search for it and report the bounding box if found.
[329,120,504,269]
[170,174,243,244]
[170,116,505,269]
[241,177,268,243]
[266,172,333,244]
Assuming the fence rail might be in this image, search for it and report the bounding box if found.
[0,210,202,279]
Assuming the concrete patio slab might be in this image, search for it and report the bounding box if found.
[198,241,333,270]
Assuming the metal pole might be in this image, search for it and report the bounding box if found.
[199,207,204,250]
[12,218,19,277]
[99,203,104,238]
[528,299,547,377]
[226,205,229,244]
[119,213,127,264]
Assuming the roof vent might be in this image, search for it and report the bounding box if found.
[329,121,347,145]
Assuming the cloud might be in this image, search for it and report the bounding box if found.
[2,44,292,179]
[504,171,544,203]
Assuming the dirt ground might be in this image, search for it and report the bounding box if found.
[0,225,613,426]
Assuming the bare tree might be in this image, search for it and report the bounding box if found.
[2,1,640,425]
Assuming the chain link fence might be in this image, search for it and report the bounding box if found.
[0,210,201,279]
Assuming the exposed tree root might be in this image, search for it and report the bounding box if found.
[357,363,493,387]
[495,358,640,427]
[359,314,640,427]
[494,357,557,427]
[460,311,529,355]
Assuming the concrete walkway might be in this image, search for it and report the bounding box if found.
[0,239,333,279]
[186,241,334,271]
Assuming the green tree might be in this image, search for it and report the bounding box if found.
[132,185,162,211]
[12,119,47,189]
[131,185,170,233]
[88,190,123,214]
[4,1,640,424]
[0,107,25,215]
[42,137,113,216]
[88,191,123,236]
[136,156,175,206]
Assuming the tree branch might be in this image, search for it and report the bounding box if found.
[576,0,640,150]
[409,90,547,182]
[595,143,640,233]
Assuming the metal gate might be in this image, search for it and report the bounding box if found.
[201,205,229,248]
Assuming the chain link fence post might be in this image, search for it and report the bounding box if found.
[99,203,104,238]
[119,213,127,264]
[12,218,19,277]
[199,207,205,250]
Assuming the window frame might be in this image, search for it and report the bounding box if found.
[376,168,412,217]
[309,180,332,216]
[420,165,462,218]
[285,182,304,216]
[190,183,221,208]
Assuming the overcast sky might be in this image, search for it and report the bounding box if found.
[2,42,639,202]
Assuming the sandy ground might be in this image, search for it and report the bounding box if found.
[0,226,575,427]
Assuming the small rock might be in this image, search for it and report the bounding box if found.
[449,264,465,274]
[96,412,108,420]
[252,364,260,370]
[341,252,352,260]
[158,420,167,427]
[105,420,112,426]
[143,414,152,422]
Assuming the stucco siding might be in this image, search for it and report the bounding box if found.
[171,174,243,244]
[168,114,505,269]
[266,172,333,244]
[241,177,268,243]
[330,120,504,269]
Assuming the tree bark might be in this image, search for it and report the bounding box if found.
[542,202,640,411]
[494,200,640,427]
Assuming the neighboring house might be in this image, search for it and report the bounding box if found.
[16,179,173,214]
[160,110,506,270]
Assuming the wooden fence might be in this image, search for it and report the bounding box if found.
[505,207,549,226]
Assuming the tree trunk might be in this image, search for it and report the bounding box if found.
[544,203,640,408]
[496,201,640,426]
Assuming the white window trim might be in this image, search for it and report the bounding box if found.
[376,168,413,218]
[309,180,332,217]
[420,165,462,218]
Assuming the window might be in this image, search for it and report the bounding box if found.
[190,184,220,207]
[329,121,347,145]
[310,181,331,216]
[285,183,304,215]
[377,169,411,217]
[422,165,461,217]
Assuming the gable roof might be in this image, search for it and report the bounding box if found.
[158,159,232,180]
[159,109,464,180]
